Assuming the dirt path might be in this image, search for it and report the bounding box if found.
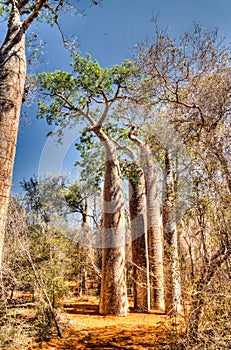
[28,297,184,349]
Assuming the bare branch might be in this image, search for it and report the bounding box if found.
[43,3,69,48]
[53,91,96,126]
[22,0,47,30]
[128,129,145,148]
[95,102,109,127]
[113,138,136,161]
[203,240,231,284]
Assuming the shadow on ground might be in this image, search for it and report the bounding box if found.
[29,297,183,350]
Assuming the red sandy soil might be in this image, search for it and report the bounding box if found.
[26,297,185,350]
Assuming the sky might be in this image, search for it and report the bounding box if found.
[9,0,231,193]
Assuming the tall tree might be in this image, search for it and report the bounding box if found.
[129,130,165,311]
[129,164,150,311]
[162,149,182,315]
[133,24,231,328]
[37,54,138,315]
[75,124,151,309]
[0,0,98,269]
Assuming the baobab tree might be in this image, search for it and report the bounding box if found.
[37,54,138,315]
[134,23,231,338]
[129,164,150,311]
[74,125,151,311]
[129,130,165,311]
[162,149,182,315]
[0,0,98,269]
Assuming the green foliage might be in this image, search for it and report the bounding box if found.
[20,175,67,224]
[76,129,97,152]
[63,180,95,214]
[74,122,134,189]
[27,33,46,65]
[70,53,138,98]
[0,4,10,19]
[102,122,130,139]
[39,70,76,93]
[21,177,42,214]
[0,1,67,28]
[37,55,140,200]
[0,313,31,350]
[75,134,104,191]
[63,181,83,208]
[127,164,142,188]
[71,53,113,97]
[37,54,139,129]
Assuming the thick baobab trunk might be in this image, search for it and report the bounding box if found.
[0,7,26,268]
[162,150,182,315]
[129,166,150,311]
[94,128,128,316]
[129,132,165,312]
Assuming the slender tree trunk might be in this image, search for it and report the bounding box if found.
[129,165,150,311]
[162,150,182,315]
[82,198,89,226]
[129,132,165,311]
[0,7,26,268]
[94,127,128,316]
[145,149,165,311]
[187,283,204,341]
[80,198,89,296]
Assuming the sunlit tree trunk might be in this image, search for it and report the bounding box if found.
[94,127,128,316]
[82,198,89,226]
[36,53,134,315]
[0,0,47,269]
[79,198,89,296]
[129,165,150,311]
[129,132,165,311]
[145,148,165,311]
[0,6,26,268]
[162,150,182,315]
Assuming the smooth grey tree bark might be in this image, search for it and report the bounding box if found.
[129,131,165,311]
[94,127,128,316]
[129,165,150,311]
[162,150,182,315]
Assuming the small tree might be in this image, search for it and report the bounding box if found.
[2,196,71,344]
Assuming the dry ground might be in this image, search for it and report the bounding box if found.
[25,297,185,350]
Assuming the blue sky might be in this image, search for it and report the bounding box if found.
[11,0,231,192]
